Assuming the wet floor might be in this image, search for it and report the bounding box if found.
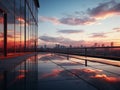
[38,53,120,90]
[0,54,38,90]
[0,53,120,90]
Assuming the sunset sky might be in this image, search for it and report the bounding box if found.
[38,0,120,47]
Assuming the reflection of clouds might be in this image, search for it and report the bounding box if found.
[0,17,3,23]
[40,68,120,83]
[0,32,17,38]
[41,69,62,78]
[18,70,28,73]
[16,74,25,80]
[17,17,25,23]
[91,74,120,83]
[26,55,38,63]
[71,68,120,83]
[82,68,102,73]
[17,69,27,80]
[38,54,52,59]
[17,17,28,26]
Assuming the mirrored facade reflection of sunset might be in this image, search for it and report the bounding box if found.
[0,0,39,57]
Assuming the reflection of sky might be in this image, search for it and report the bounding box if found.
[38,53,120,90]
[40,68,120,83]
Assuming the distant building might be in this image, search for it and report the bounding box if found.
[80,45,83,48]
[101,44,105,47]
[69,45,72,48]
[94,43,98,47]
[55,44,60,48]
[110,42,114,47]
[44,45,47,49]
[0,0,39,56]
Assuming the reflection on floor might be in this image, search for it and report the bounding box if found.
[0,54,38,90]
[38,53,120,90]
[0,53,120,90]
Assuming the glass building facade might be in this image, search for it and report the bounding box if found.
[0,0,39,56]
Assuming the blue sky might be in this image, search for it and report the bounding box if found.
[38,0,120,47]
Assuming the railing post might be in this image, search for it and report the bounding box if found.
[4,13,7,57]
[85,60,87,66]
[85,48,87,66]
[67,48,69,60]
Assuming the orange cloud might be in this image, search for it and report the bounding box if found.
[93,11,120,20]
[41,69,61,78]
[91,74,120,83]
[70,68,120,83]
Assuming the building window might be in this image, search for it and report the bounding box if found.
[0,0,39,57]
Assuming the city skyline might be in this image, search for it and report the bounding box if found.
[38,0,120,47]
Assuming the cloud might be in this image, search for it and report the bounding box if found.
[57,29,84,34]
[113,27,120,32]
[39,35,84,46]
[0,32,20,39]
[87,0,120,19]
[39,16,60,25]
[39,1,120,26]
[39,16,96,25]
[59,17,96,25]
[90,33,107,38]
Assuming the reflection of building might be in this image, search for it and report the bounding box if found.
[0,0,39,56]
